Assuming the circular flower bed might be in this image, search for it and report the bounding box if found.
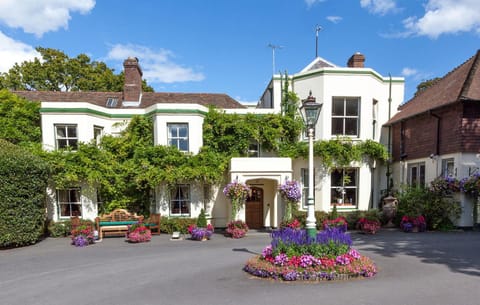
[243,227,377,281]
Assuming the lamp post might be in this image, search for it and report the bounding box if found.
[299,91,323,238]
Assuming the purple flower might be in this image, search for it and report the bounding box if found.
[348,248,361,259]
[299,254,315,267]
[262,245,273,258]
[278,180,302,203]
[274,253,289,266]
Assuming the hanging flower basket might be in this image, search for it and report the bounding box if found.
[223,180,251,221]
[278,179,301,221]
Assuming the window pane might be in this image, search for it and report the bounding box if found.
[69,140,78,150]
[331,118,344,135]
[345,99,358,116]
[57,139,68,148]
[178,126,188,138]
[332,98,344,116]
[168,127,177,138]
[344,118,358,136]
[60,204,71,217]
[179,140,188,152]
[56,127,66,138]
[67,126,77,137]
[344,189,356,205]
[331,170,342,186]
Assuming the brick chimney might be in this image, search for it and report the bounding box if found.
[347,52,365,68]
[123,57,143,103]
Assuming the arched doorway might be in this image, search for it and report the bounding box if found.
[246,187,263,229]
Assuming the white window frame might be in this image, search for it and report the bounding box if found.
[441,158,455,178]
[331,97,360,137]
[167,123,189,152]
[407,162,426,187]
[170,184,191,216]
[330,168,358,207]
[93,125,104,145]
[55,124,78,150]
[57,188,82,218]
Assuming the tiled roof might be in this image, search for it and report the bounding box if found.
[300,56,337,73]
[13,91,246,109]
[386,50,480,125]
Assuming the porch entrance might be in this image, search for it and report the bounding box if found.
[245,187,263,229]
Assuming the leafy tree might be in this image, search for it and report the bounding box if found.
[0,89,41,145]
[0,47,154,92]
[414,77,441,96]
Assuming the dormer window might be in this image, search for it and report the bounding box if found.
[106,97,118,108]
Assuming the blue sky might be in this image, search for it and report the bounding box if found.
[0,0,478,103]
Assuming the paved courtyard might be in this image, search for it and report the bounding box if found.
[1,229,479,305]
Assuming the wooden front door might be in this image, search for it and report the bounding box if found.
[246,187,263,229]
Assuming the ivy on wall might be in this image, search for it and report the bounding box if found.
[42,107,388,214]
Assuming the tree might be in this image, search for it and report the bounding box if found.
[414,77,441,96]
[0,47,154,92]
[0,89,41,145]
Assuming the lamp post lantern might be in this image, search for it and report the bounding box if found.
[299,91,322,238]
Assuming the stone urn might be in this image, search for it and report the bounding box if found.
[382,195,398,228]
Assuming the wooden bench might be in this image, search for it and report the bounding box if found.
[95,209,144,240]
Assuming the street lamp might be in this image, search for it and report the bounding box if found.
[299,91,323,238]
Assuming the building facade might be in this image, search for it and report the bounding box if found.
[15,53,405,228]
[385,50,480,227]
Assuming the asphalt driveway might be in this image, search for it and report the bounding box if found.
[1,229,479,305]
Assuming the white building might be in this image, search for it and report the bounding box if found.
[15,54,404,228]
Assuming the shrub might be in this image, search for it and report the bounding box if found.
[196,209,207,228]
[47,220,72,237]
[397,186,461,230]
[0,140,49,248]
[160,217,196,234]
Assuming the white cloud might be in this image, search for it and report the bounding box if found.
[0,0,95,37]
[106,44,205,84]
[401,67,418,77]
[326,16,343,24]
[305,0,326,8]
[360,0,398,15]
[402,0,480,38]
[0,31,39,72]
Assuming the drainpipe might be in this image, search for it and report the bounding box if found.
[429,111,440,156]
[386,74,393,196]
[429,111,441,177]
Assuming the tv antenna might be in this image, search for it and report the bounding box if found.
[315,25,322,58]
[268,43,283,76]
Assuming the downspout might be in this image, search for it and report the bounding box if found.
[429,111,441,177]
[386,74,393,195]
[429,111,440,156]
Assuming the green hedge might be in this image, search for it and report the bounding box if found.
[160,217,196,234]
[0,140,49,247]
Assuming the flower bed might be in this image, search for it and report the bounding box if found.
[126,222,152,243]
[400,215,426,233]
[188,224,214,241]
[322,217,348,232]
[357,218,381,234]
[243,227,377,281]
[71,224,95,247]
[225,220,248,238]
